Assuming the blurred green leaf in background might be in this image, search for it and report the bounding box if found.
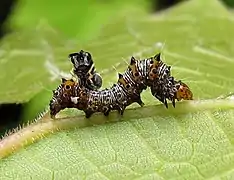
[222,0,234,7]
[10,0,150,41]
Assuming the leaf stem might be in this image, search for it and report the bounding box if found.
[0,99,233,159]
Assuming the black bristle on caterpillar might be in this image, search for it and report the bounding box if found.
[69,50,102,90]
[49,52,193,119]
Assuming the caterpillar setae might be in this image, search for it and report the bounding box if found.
[49,52,193,119]
[69,50,102,90]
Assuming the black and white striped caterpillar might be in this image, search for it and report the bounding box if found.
[49,52,193,119]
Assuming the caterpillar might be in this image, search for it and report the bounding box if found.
[150,77,193,108]
[69,50,102,90]
[49,53,193,119]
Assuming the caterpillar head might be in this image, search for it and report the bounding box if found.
[150,77,193,108]
[175,81,193,101]
[49,78,77,119]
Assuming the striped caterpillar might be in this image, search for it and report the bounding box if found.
[49,53,193,119]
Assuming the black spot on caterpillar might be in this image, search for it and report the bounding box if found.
[50,53,193,119]
[69,50,102,90]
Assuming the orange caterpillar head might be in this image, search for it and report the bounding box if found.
[150,77,193,108]
[49,78,77,119]
[175,81,193,101]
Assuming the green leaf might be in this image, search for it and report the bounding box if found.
[1,0,234,179]
[10,0,150,41]
[0,26,73,103]
[1,100,234,179]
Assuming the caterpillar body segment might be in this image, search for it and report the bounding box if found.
[49,78,78,119]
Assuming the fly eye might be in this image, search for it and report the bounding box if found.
[65,85,71,90]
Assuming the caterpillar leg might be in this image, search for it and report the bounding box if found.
[171,98,176,108]
[119,109,124,115]
[84,110,94,118]
[50,111,57,119]
[103,107,111,116]
[117,105,126,115]
[136,97,145,107]
[49,98,64,119]
[163,98,168,108]
[154,94,168,108]
[150,86,167,108]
